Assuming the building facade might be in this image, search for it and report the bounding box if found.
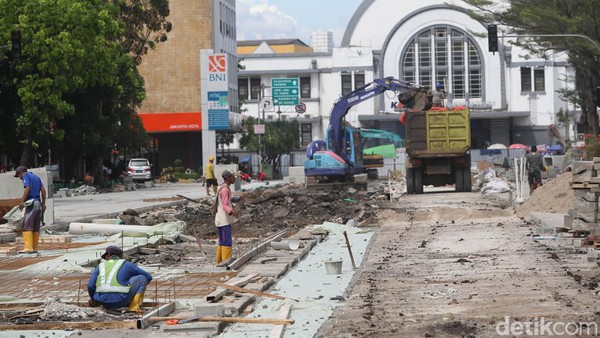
[137,0,237,174]
[239,0,576,151]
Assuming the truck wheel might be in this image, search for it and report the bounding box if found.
[414,167,424,194]
[455,167,465,192]
[367,169,379,180]
[406,168,415,194]
[463,168,472,192]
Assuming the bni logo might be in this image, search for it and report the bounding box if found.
[208,55,226,73]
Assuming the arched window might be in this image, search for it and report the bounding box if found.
[400,26,483,99]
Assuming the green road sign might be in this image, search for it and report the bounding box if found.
[272,78,299,106]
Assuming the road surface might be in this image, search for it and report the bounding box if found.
[317,191,598,337]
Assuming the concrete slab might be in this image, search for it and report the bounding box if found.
[237,263,289,278]
[530,212,567,228]
[220,223,374,338]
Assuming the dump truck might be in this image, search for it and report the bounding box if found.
[403,108,471,194]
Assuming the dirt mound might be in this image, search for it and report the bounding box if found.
[516,172,572,217]
[135,183,385,239]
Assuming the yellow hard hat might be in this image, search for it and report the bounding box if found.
[209,156,214,161]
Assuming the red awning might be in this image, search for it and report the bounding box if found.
[138,112,202,133]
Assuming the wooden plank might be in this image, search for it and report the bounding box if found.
[149,316,294,325]
[205,274,258,303]
[269,304,292,338]
[0,320,137,331]
[208,282,297,302]
[571,182,600,189]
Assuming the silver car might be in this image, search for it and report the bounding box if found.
[127,158,152,182]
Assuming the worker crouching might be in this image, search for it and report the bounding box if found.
[87,245,152,313]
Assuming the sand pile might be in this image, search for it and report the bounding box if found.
[516,172,573,217]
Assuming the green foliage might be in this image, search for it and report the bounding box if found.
[239,117,300,177]
[584,136,600,159]
[0,0,169,171]
[462,0,600,134]
[173,159,184,173]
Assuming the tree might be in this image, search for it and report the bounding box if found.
[114,0,172,65]
[462,0,600,135]
[239,117,300,177]
[216,132,234,160]
[0,0,169,180]
[0,0,125,167]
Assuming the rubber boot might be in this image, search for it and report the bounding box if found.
[215,245,222,265]
[32,232,40,252]
[18,231,35,254]
[128,293,144,313]
[221,246,232,261]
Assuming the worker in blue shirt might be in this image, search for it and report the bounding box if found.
[14,166,46,254]
[87,245,152,312]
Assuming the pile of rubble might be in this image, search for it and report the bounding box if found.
[128,183,385,239]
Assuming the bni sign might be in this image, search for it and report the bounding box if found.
[204,53,229,130]
[208,54,227,85]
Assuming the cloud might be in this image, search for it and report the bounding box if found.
[237,0,299,41]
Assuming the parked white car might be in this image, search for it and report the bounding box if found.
[127,158,152,182]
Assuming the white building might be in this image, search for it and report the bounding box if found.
[238,0,576,149]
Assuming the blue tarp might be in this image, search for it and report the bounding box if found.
[547,145,563,152]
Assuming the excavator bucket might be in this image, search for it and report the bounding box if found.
[398,88,432,111]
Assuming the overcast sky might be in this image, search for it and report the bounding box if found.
[236,0,363,47]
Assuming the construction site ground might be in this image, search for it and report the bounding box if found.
[1,174,599,337]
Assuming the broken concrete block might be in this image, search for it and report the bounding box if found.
[572,219,595,231]
[574,189,600,202]
[0,246,17,256]
[572,197,598,222]
[573,170,594,183]
[193,303,225,317]
[564,214,574,228]
[573,161,594,175]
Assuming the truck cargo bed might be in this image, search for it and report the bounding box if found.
[405,109,470,157]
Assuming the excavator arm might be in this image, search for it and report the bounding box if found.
[329,77,431,156]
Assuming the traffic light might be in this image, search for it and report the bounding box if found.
[11,30,21,59]
[487,24,498,53]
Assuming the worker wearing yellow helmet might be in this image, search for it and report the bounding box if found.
[205,155,218,196]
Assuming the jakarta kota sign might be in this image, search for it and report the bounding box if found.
[272,78,299,106]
